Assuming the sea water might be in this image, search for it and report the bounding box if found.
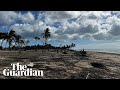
[85,49,120,54]
[71,48,120,54]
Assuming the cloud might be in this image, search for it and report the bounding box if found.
[79,24,99,35]
[10,24,35,38]
[9,19,57,40]
[82,33,94,40]
[0,11,17,25]
[2,11,120,42]
[18,12,35,23]
[93,33,112,40]
[0,11,35,26]
[44,11,81,25]
[108,24,120,36]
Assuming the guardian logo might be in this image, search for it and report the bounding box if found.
[3,63,43,77]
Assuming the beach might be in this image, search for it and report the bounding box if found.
[0,49,120,79]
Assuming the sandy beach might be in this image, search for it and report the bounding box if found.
[0,49,120,79]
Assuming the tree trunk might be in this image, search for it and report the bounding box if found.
[45,38,47,45]
[1,39,4,47]
[9,41,11,50]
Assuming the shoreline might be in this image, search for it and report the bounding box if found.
[0,49,120,55]
[86,50,120,56]
[70,48,120,55]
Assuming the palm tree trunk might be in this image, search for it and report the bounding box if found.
[1,39,4,47]
[8,41,11,50]
[36,40,37,45]
[45,38,47,45]
[9,45,10,50]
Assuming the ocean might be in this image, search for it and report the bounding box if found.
[72,48,120,54]
[85,49,120,54]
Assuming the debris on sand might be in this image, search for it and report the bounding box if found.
[0,49,120,79]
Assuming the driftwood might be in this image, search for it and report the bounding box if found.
[86,73,90,79]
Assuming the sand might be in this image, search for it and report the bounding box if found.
[0,49,120,79]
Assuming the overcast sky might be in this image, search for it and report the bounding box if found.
[1,11,120,49]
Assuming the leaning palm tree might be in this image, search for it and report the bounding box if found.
[0,32,4,47]
[6,29,17,50]
[41,28,51,45]
[0,32,8,48]
[6,35,14,50]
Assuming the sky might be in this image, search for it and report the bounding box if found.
[1,11,120,50]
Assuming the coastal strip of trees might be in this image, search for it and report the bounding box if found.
[0,28,76,51]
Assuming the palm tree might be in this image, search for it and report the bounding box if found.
[25,40,30,46]
[34,36,40,45]
[19,39,26,47]
[0,32,8,48]
[0,32,4,47]
[0,30,21,50]
[70,43,76,48]
[14,35,22,47]
[6,35,14,49]
[7,29,17,50]
[9,29,16,37]
[41,28,51,45]
[73,44,75,47]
